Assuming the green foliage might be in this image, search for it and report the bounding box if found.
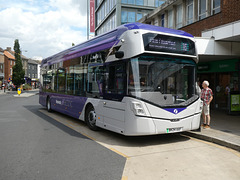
[12,39,25,87]
[23,84,32,90]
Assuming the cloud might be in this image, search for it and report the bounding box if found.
[0,0,87,59]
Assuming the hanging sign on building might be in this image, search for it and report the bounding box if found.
[90,0,95,33]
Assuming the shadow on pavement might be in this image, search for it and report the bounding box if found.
[23,105,89,140]
[24,105,191,148]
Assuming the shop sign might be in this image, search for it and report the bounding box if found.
[197,59,239,73]
[197,64,209,71]
[230,94,240,112]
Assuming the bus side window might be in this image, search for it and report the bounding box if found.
[56,68,66,93]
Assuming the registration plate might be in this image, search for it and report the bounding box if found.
[166,127,182,133]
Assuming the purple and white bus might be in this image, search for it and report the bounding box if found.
[39,23,203,136]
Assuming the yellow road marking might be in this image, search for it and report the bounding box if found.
[80,132,96,141]
[121,176,128,180]
[109,148,130,159]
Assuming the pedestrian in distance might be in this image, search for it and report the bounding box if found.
[201,80,213,129]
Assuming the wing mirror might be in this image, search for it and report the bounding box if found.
[115,51,124,58]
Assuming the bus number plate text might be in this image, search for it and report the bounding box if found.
[166,127,182,133]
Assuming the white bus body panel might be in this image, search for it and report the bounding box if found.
[80,97,202,136]
[106,29,197,63]
[123,97,202,136]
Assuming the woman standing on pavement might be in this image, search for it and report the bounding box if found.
[201,80,213,129]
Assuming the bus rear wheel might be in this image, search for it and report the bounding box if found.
[47,97,52,112]
[85,106,98,131]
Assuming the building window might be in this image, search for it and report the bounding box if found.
[128,0,134,4]
[168,9,173,29]
[122,0,163,7]
[10,60,12,65]
[10,68,12,76]
[161,14,164,27]
[148,0,154,6]
[121,9,146,24]
[155,0,166,7]
[137,13,143,21]
[212,0,220,14]
[96,0,101,8]
[186,0,193,25]
[136,0,144,5]
[176,4,183,29]
[128,11,135,22]
[199,0,207,20]
[0,64,3,73]
[96,12,116,35]
[153,18,158,26]
[121,10,128,24]
[96,0,116,26]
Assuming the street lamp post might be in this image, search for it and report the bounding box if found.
[87,0,89,40]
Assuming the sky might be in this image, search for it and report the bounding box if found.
[0,0,88,60]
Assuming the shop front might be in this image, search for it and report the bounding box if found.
[197,59,240,111]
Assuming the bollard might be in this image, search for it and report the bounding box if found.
[17,88,21,96]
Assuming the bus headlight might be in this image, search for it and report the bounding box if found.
[131,102,145,116]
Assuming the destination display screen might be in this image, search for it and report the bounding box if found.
[143,33,196,55]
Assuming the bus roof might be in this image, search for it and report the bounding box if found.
[42,23,194,66]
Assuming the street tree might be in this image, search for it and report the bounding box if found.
[12,39,25,88]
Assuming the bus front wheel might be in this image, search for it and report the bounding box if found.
[85,106,98,131]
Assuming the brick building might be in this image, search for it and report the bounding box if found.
[0,47,37,87]
[0,49,4,87]
[3,48,15,83]
[139,0,240,110]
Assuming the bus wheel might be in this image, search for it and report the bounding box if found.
[85,106,98,131]
[47,97,52,112]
